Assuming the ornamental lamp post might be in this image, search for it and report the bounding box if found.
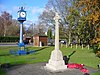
[17,7,27,55]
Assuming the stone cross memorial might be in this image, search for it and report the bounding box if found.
[45,12,67,71]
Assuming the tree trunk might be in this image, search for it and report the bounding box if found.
[4,23,6,36]
[68,32,71,45]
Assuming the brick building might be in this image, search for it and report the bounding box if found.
[33,35,48,46]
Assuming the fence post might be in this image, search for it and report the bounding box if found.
[87,44,89,50]
[76,44,78,49]
[66,43,68,48]
[71,44,72,48]
[82,44,83,49]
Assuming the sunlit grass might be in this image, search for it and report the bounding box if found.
[91,72,100,75]
[0,46,100,75]
[0,46,100,68]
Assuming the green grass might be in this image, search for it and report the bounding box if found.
[0,46,100,75]
[0,46,53,65]
[60,46,100,68]
[91,72,100,75]
[0,68,6,75]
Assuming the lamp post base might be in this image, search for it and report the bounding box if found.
[17,42,27,55]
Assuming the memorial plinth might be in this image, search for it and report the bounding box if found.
[45,12,67,71]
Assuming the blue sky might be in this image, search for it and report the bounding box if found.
[0,0,48,27]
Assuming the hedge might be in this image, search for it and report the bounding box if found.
[0,36,19,42]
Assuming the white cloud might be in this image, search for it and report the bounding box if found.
[31,7,44,15]
[0,4,11,15]
[13,6,19,12]
[23,6,44,23]
[0,5,44,27]
[23,6,44,14]
[0,4,5,10]
[0,4,14,14]
[12,6,44,16]
[0,4,6,14]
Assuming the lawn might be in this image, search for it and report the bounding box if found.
[0,46,53,65]
[91,72,100,75]
[0,46,100,75]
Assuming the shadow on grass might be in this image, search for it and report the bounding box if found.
[0,63,27,75]
[0,63,12,69]
[89,50,94,53]
[27,47,50,55]
[35,47,49,52]
[0,54,11,56]
[0,68,6,75]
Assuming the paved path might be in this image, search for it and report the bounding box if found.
[6,63,100,75]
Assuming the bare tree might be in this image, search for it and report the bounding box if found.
[44,0,75,44]
[1,11,12,36]
[0,11,21,36]
[38,9,55,26]
[28,22,46,36]
[6,19,20,36]
[0,16,4,36]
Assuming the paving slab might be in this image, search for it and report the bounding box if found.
[6,63,100,75]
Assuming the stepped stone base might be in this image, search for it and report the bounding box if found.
[45,50,67,72]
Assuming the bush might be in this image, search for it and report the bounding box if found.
[91,41,100,58]
[91,38,100,53]
[0,36,19,42]
[92,43,99,53]
[96,51,100,58]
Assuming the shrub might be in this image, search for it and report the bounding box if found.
[91,38,100,53]
[0,36,19,42]
[96,51,100,58]
[92,43,99,53]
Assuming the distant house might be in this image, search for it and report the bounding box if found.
[33,35,48,46]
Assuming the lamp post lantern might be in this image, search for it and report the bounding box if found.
[17,7,27,55]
